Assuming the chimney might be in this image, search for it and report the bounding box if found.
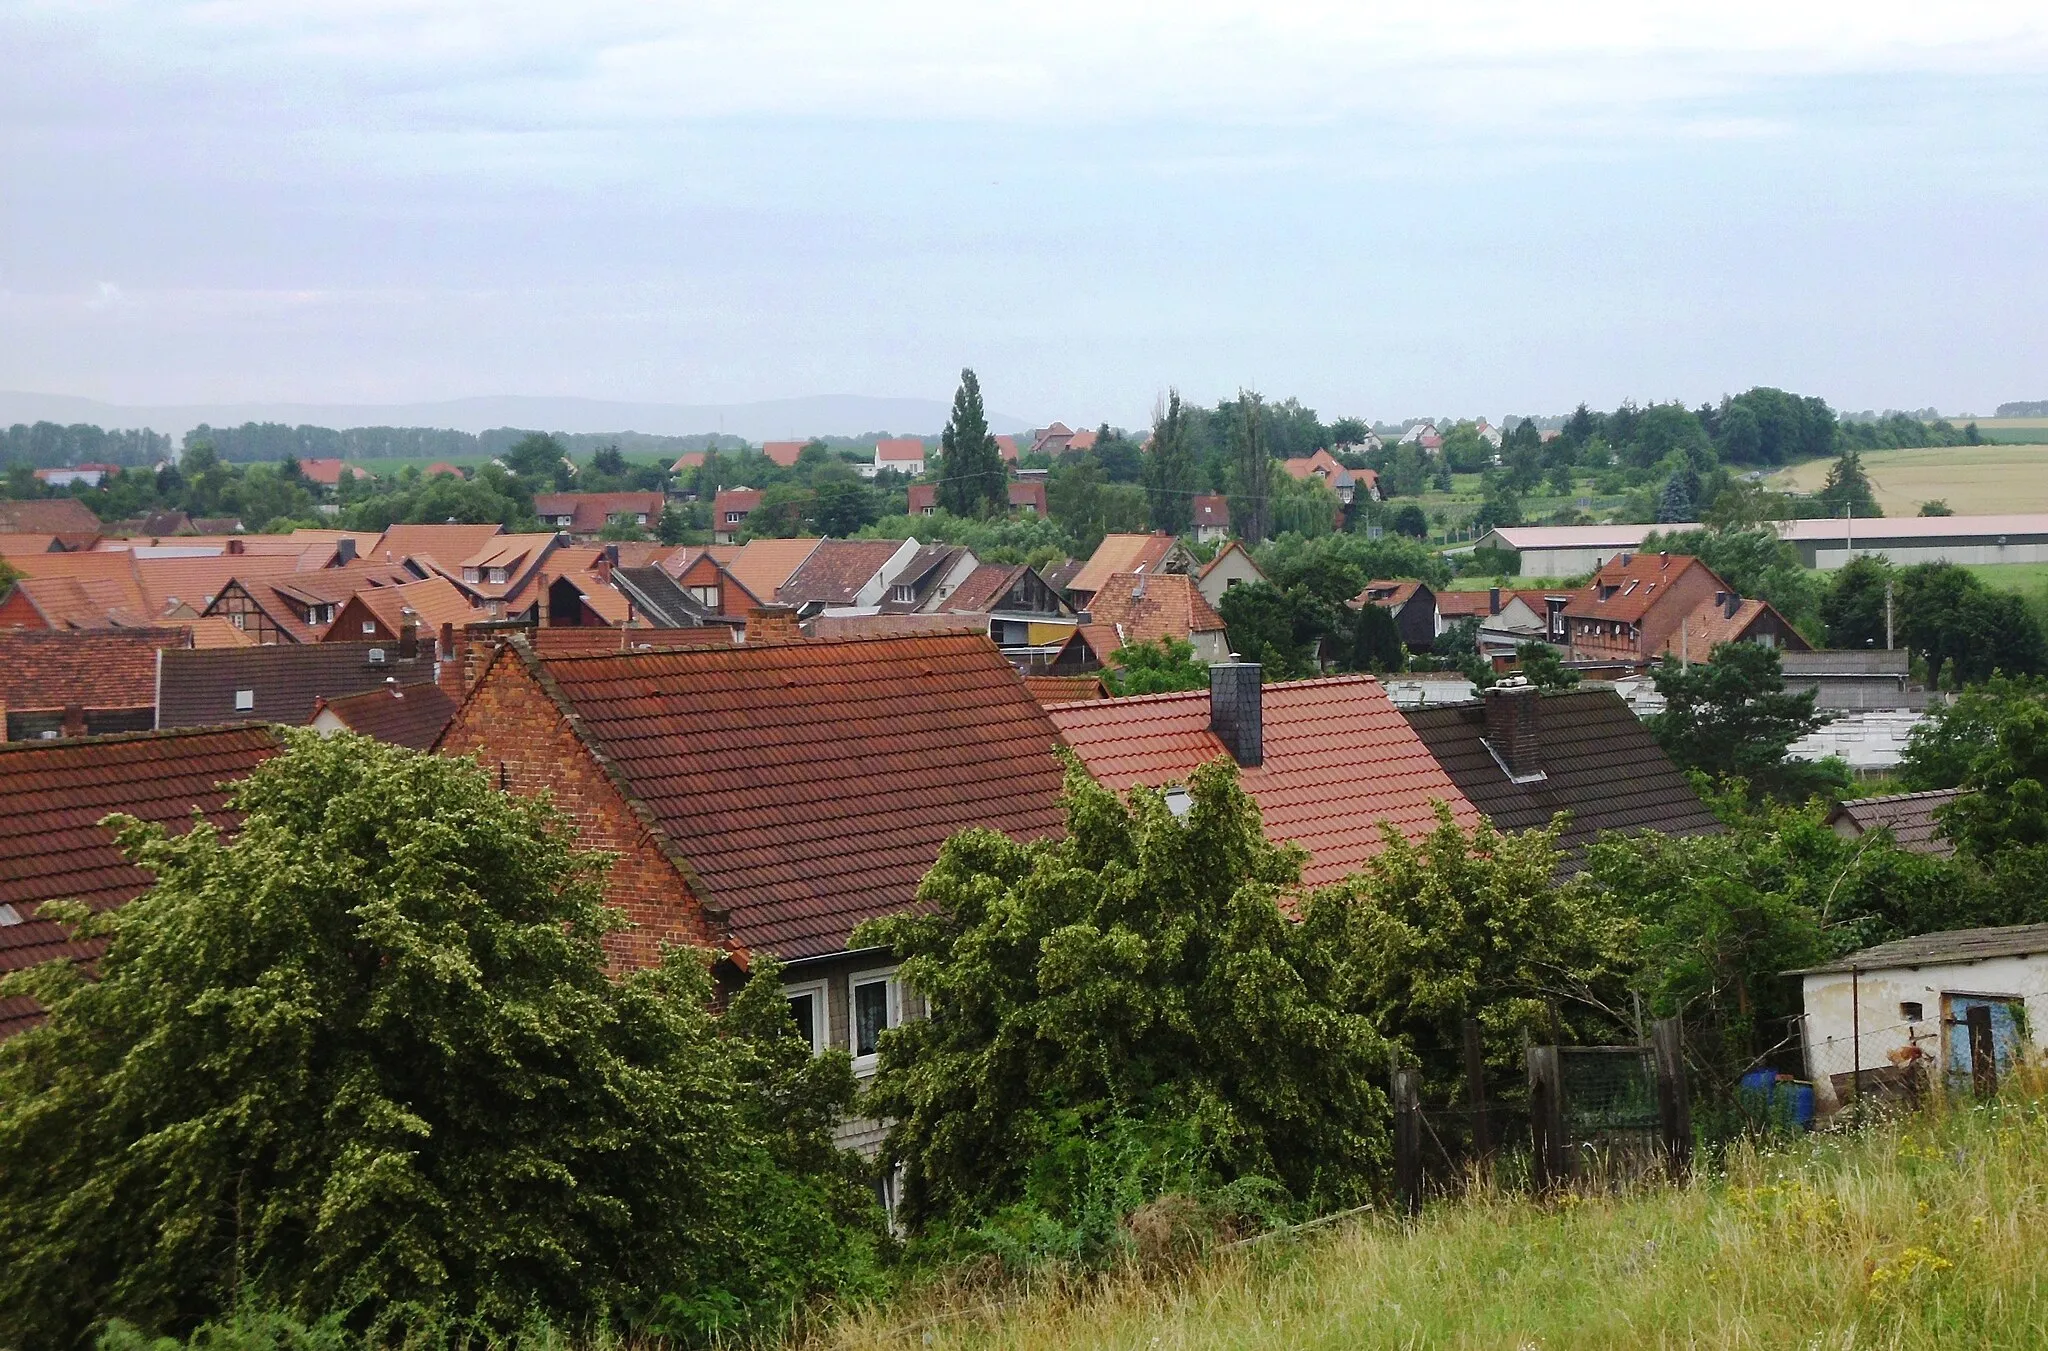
[437,622,463,699]
[1208,661,1263,768]
[1488,586,1501,616]
[746,604,803,645]
[226,538,245,555]
[62,703,87,739]
[397,605,419,659]
[335,537,357,565]
[1483,678,1545,781]
[1725,591,1740,620]
[536,572,550,628]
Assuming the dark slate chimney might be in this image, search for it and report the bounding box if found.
[1483,677,1544,780]
[1209,661,1263,768]
[335,536,357,565]
[1488,586,1502,616]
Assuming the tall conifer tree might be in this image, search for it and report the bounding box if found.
[937,368,1004,517]
[1229,389,1271,545]
[1143,388,1196,535]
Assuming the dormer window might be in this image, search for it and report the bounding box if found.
[488,567,510,584]
[463,567,481,583]
[890,585,916,603]
[688,585,720,608]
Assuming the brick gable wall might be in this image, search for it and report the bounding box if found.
[437,645,723,972]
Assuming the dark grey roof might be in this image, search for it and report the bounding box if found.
[1780,650,1910,678]
[158,643,434,729]
[611,565,714,628]
[1791,923,2048,975]
[1402,687,1722,867]
[1826,787,1964,857]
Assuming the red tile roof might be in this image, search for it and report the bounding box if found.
[0,499,103,536]
[1086,572,1226,645]
[1563,554,1722,624]
[1008,480,1048,514]
[0,725,282,1036]
[1354,579,1423,611]
[776,539,905,606]
[533,492,666,534]
[530,625,736,657]
[907,483,938,514]
[758,441,808,468]
[0,628,192,713]
[713,488,762,525]
[523,633,1068,959]
[1049,676,1480,887]
[995,435,1020,462]
[873,438,926,464]
[1023,674,1108,705]
[1658,596,1810,657]
[805,613,984,640]
[1067,532,1185,598]
[368,522,505,569]
[331,574,477,645]
[1193,493,1230,529]
[295,458,377,487]
[942,563,1029,615]
[311,680,456,750]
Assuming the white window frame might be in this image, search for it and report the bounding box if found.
[847,964,901,1072]
[783,978,828,1056]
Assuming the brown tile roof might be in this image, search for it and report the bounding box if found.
[1076,623,1126,665]
[1827,788,1964,858]
[907,483,938,514]
[440,533,564,603]
[1049,676,1480,887]
[368,522,505,569]
[873,438,926,464]
[4,573,156,629]
[1008,480,1049,514]
[1193,493,1230,530]
[775,539,904,606]
[311,679,457,750]
[1354,579,1423,611]
[533,492,666,534]
[1434,589,1506,619]
[1041,559,1083,593]
[1563,554,1723,624]
[295,458,377,487]
[605,541,683,570]
[524,633,1068,959]
[1658,596,1811,657]
[336,575,478,642]
[158,642,435,728]
[0,628,191,713]
[759,441,807,467]
[106,510,193,537]
[228,563,421,642]
[1067,533,1181,598]
[0,532,64,556]
[943,563,1029,615]
[713,488,762,524]
[1401,688,1721,865]
[1023,674,1108,705]
[1086,572,1226,646]
[184,616,257,648]
[0,499,103,535]
[0,725,282,1037]
[995,434,1020,462]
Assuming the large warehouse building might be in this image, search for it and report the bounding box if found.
[1474,514,2048,576]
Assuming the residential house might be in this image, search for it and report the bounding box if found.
[0,498,104,536]
[324,575,478,657]
[882,544,980,612]
[1433,587,1565,662]
[994,435,1021,463]
[1049,666,1482,887]
[436,630,1071,1155]
[1281,448,1368,506]
[1401,682,1722,868]
[1658,593,1812,663]
[606,563,738,633]
[907,484,939,516]
[653,548,764,629]
[758,441,809,468]
[1063,532,1198,612]
[0,533,67,557]
[202,561,418,644]
[1826,789,1964,858]
[0,628,194,740]
[1084,572,1231,663]
[294,459,377,489]
[1560,553,1729,665]
[437,533,569,617]
[158,642,440,729]
[309,679,457,750]
[1793,924,2048,1111]
[907,482,1045,517]
[693,538,824,603]
[1398,421,1439,447]
[1192,493,1231,544]
[1195,538,1266,608]
[1029,423,1099,457]
[776,538,920,614]
[805,613,985,641]
[1336,431,1384,455]
[1781,650,1924,711]
[34,464,118,489]
[937,563,1074,657]
[1040,558,1083,596]
[1476,420,1504,450]
[423,462,465,479]
[107,510,195,538]
[0,551,155,629]
[365,522,506,571]
[533,492,666,537]
[712,488,762,543]
[0,725,283,1039]
[861,438,927,479]
[1352,579,1439,653]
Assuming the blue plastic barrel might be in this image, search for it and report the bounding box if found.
[1783,1080,1815,1128]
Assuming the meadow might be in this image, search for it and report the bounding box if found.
[819,1095,2048,1351]
[1769,444,2048,516]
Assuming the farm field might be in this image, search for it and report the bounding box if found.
[1769,444,2048,516]
[1962,562,2048,594]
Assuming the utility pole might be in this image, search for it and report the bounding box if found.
[1885,581,1895,651]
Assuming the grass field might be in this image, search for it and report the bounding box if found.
[824,1095,2048,1351]
[1963,562,2048,594]
[1769,444,2048,516]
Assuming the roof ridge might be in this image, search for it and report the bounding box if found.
[534,628,998,662]
[0,722,283,756]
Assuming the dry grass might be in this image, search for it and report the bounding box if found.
[1768,445,2048,516]
[817,1095,2048,1350]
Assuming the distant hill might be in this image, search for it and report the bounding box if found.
[0,391,1033,444]
[1998,401,2048,418]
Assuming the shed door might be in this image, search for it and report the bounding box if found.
[1942,994,2024,1097]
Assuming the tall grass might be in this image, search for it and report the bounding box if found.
[818,1095,2048,1350]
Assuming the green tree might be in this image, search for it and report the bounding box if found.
[1104,637,1211,695]
[1898,678,2048,790]
[1389,503,1428,538]
[1897,562,2048,685]
[855,757,1390,1237]
[1228,390,1272,545]
[1142,390,1196,536]
[0,734,877,1346]
[1920,499,1954,517]
[1513,642,1580,691]
[1814,450,1881,517]
[1820,555,1895,650]
[811,472,879,537]
[744,482,816,538]
[1343,602,1405,673]
[937,369,1004,518]
[1216,580,1305,676]
[501,432,569,485]
[1648,643,1844,801]
[1656,473,1695,524]
[657,502,693,545]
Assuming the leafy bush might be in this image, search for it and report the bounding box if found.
[0,732,879,1347]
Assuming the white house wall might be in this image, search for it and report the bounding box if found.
[1800,953,2048,1080]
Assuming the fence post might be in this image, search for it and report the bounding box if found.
[1527,1044,1566,1193]
[1967,1005,1998,1098]
[1652,1016,1691,1182]
[1464,1017,1492,1162]
[1393,1065,1423,1215]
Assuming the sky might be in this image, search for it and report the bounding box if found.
[3,1,2047,431]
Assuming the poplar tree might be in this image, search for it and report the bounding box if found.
[1143,388,1196,535]
[1229,389,1271,545]
[937,368,1005,517]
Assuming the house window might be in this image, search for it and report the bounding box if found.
[785,980,827,1055]
[362,621,377,634]
[688,585,720,608]
[849,967,900,1067]
[488,567,510,584]
[890,585,916,603]
[463,568,481,583]
[234,690,255,711]
[725,511,744,524]
[230,613,245,630]
[1901,1001,1924,1022]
